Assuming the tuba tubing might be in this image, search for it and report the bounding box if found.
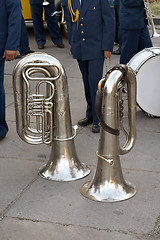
[119,67,137,154]
[80,65,137,202]
[13,52,90,181]
[13,56,60,145]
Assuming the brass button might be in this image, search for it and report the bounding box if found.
[93,7,96,9]
[82,38,85,41]
[81,31,84,34]
[80,24,83,26]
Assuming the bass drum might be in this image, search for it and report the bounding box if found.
[127,47,160,117]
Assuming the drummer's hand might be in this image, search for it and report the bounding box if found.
[104,51,112,59]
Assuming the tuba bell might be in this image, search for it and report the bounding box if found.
[12,52,90,181]
[80,65,137,202]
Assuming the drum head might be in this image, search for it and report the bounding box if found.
[136,55,160,117]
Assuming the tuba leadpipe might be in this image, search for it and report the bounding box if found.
[80,65,137,202]
[13,52,90,181]
[144,0,160,38]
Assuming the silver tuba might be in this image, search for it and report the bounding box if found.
[13,53,90,181]
[42,0,49,6]
[80,65,137,202]
[144,0,160,38]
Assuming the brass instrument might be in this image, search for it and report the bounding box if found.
[13,53,90,181]
[144,0,160,38]
[42,0,49,6]
[80,65,137,202]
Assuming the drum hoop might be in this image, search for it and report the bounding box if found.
[128,47,160,118]
[127,47,160,74]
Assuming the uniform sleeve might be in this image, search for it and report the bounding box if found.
[101,0,115,52]
[5,0,21,50]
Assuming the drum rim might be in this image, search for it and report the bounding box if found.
[128,47,160,117]
[127,47,160,74]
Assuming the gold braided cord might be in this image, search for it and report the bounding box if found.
[68,0,79,23]
[68,0,114,24]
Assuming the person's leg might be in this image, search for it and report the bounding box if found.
[77,60,92,120]
[120,29,140,64]
[0,59,8,137]
[138,25,153,51]
[63,6,72,45]
[114,4,119,44]
[30,3,46,46]
[45,3,63,45]
[88,58,104,125]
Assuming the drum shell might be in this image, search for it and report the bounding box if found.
[127,47,160,117]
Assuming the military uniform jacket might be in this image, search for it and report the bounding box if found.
[0,0,21,58]
[119,0,147,30]
[70,0,115,61]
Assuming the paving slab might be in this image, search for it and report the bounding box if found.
[4,168,159,235]
[0,217,143,240]
[0,158,40,217]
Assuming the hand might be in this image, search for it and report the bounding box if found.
[104,51,112,59]
[3,50,17,61]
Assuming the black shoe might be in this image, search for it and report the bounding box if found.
[92,124,100,133]
[22,50,35,56]
[38,45,44,49]
[0,136,5,141]
[78,117,93,126]
[112,49,120,55]
[56,42,64,48]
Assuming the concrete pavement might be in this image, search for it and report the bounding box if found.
[0,25,160,240]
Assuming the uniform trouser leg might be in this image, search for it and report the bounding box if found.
[120,26,152,64]
[63,6,72,45]
[0,59,8,137]
[77,58,104,125]
[30,3,46,46]
[19,14,30,55]
[114,4,119,44]
[138,25,153,51]
[44,3,62,44]
[77,60,92,120]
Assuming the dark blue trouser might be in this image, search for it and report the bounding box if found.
[63,6,72,45]
[0,59,8,137]
[120,26,153,64]
[30,3,62,46]
[77,58,104,125]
